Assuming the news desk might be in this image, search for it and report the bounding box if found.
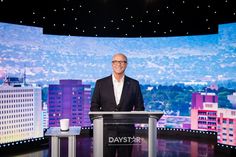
[89,111,163,157]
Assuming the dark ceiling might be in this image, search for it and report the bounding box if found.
[0,0,236,37]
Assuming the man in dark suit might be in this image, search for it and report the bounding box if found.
[90,53,145,157]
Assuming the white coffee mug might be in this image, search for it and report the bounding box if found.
[60,118,70,131]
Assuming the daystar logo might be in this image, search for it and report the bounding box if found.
[108,136,142,145]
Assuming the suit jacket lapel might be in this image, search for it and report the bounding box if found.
[119,76,130,106]
[108,75,117,105]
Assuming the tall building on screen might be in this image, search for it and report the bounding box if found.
[42,102,49,129]
[217,108,236,146]
[191,92,218,131]
[0,82,43,145]
[48,80,91,127]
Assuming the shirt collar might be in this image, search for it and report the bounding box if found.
[112,74,125,83]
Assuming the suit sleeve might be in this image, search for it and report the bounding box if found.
[134,82,145,111]
[90,81,101,111]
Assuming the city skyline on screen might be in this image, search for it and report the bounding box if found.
[1,22,236,148]
[0,22,236,85]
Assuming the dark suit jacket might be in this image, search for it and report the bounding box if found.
[90,75,144,111]
[91,75,144,157]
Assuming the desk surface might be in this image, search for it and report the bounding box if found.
[45,127,81,137]
[89,111,164,124]
[89,111,163,115]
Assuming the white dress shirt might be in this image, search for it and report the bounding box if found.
[112,74,125,105]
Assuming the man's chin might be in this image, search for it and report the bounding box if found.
[114,70,125,74]
[116,71,125,74]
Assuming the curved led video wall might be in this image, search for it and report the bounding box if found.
[0,22,236,148]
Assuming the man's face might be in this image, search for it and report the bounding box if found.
[112,54,127,75]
